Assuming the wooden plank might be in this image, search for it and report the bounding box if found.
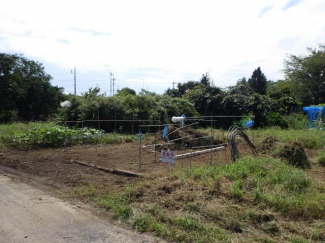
[72,160,143,177]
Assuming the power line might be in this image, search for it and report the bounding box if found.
[52,79,173,85]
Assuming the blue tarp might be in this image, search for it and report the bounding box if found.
[303,106,325,127]
[243,119,254,128]
[162,125,169,142]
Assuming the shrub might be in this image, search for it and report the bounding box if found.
[266,112,289,129]
[285,113,310,130]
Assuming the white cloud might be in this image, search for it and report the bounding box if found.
[0,0,324,93]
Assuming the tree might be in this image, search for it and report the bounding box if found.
[236,77,248,86]
[267,80,299,114]
[283,44,325,105]
[248,67,268,95]
[117,87,136,96]
[165,81,199,98]
[0,53,64,122]
[200,73,211,86]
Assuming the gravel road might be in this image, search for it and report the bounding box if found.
[0,173,162,243]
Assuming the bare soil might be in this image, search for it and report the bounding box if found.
[0,141,230,194]
[1,139,323,194]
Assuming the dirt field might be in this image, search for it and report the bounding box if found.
[1,138,325,243]
[0,141,230,194]
[0,140,323,195]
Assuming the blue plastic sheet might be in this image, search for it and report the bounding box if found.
[162,125,169,142]
[303,106,325,127]
[244,120,254,128]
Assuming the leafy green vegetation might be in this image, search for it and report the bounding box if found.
[317,151,325,166]
[285,114,310,130]
[0,122,52,146]
[75,156,325,242]
[284,44,325,106]
[0,54,64,122]
[4,124,136,148]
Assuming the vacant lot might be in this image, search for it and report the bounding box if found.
[1,124,325,242]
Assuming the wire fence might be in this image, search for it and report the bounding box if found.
[61,115,255,171]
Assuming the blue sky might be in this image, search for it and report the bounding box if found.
[1,0,324,95]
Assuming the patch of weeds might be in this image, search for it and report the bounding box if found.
[276,142,311,169]
[184,201,203,213]
[257,128,325,149]
[131,211,156,232]
[219,156,324,219]
[75,183,97,197]
[256,237,277,243]
[261,221,280,234]
[97,185,134,220]
[309,221,325,241]
[258,136,278,153]
[90,156,325,242]
[225,218,243,233]
[231,180,244,200]
[285,114,310,130]
[317,151,325,166]
[289,237,309,243]
[248,211,275,224]
[173,214,199,230]
[172,214,230,242]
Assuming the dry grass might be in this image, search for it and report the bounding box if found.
[75,156,325,242]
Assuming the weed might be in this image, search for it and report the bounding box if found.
[256,128,325,149]
[317,151,325,166]
[75,183,97,197]
[285,114,310,130]
[73,156,325,242]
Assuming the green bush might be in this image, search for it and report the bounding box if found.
[266,112,289,129]
[59,89,198,133]
[285,113,310,130]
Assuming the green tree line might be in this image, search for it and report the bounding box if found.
[1,43,324,129]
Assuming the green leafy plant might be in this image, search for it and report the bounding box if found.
[7,125,129,148]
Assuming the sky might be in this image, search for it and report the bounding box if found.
[1,0,324,95]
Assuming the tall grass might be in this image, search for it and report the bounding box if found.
[256,128,325,149]
[78,156,325,242]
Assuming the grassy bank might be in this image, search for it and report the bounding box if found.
[255,128,325,149]
[75,156,325,242]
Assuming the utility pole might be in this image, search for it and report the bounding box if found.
[109,72,113,96]
[113,76,116,96]
[173,80,176,90]
[71,67,76,95]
